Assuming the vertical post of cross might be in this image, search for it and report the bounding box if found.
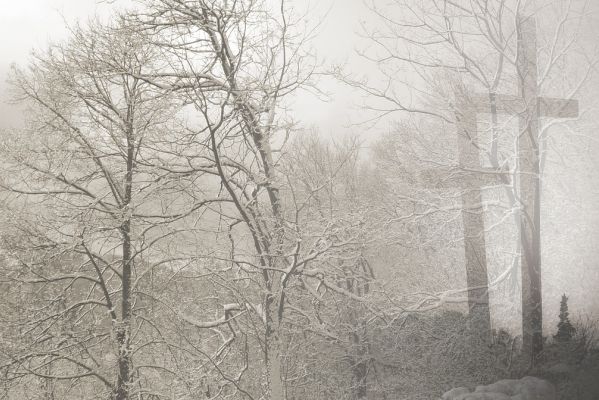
[517,15,543,363]
[455,96,493,339]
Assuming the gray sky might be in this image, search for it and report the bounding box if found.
[0,0,117,126]
[0,0,368,132]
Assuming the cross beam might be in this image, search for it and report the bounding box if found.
[471,94,578,119]
[420,165,508,190]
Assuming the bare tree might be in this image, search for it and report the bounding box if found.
[0,18,237,400]
[123,1,387,398]
[280,133,381,400]
[0,3,388,399]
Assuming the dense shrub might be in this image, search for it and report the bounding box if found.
[364,310,525,399]
[536,317,599,400]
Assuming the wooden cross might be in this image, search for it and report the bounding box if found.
[421,19,578,348]
[419,95,509,338]
[470,16,579,360]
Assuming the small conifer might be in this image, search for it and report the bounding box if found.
[554,294,576,342]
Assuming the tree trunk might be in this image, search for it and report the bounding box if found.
[265,331,285,400]
[115,124,136,400]
[115,220,133,400]
[265,291,285,400]
[350,328,368,400]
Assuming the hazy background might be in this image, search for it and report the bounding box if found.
[1,0,598,335]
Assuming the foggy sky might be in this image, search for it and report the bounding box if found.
[1,0,598,335]
[0,0,367,132]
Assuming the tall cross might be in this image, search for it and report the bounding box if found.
[419,95,509,338]
[469,16,579,361]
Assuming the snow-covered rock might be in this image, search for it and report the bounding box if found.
[441,387,470,399]
[441,376,556,400]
